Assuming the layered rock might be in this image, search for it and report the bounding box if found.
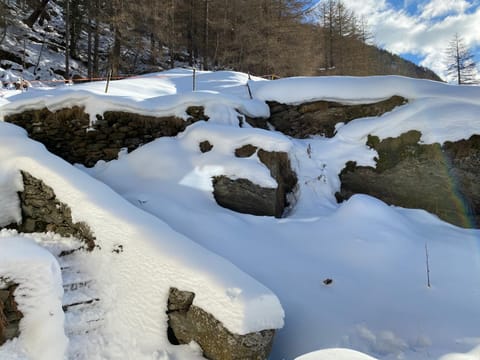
[167,287,275,360]
[212,146,297,217]
[337,131,480,228]
[247,96,407,138]
[0,283,22,346]
[5,106,208,167]
[6,171,96,250]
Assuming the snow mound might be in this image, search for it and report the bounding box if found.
[295,348,378,360]
[0,235,67,360]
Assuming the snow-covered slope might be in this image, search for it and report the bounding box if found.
[1,70,480,360]
[0,109,284,359]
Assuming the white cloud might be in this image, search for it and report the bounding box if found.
[337,0,480,81]
[420,0,471,19]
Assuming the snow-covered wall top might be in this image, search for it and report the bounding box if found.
[0,70,270,124]
[2,70,480,146]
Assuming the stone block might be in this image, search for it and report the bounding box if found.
[167,288,275,360]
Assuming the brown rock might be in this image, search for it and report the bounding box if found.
[167,288,276,360]
[199,141,214,153]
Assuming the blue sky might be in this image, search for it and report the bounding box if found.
[313,0,480,81]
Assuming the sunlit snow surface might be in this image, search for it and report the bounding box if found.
[1,70,480,360]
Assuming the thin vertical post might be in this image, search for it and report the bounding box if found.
[105,69,112,93]
[192,68,196,91]
[425,242,431,288]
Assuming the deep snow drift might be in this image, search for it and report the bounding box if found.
[1,70,480,360]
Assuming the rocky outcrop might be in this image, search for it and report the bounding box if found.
[247,96,407,138]
[213,177,280,217]
[4,106,208,167]
[167,287,275,360]
[5,171,96,250]
[212,147,297,217]
[337,131,480,228]
[0,283,23,346]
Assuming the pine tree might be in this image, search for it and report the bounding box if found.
[445,33,478,85]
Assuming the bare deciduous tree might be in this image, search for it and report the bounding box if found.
[445,33,478,85]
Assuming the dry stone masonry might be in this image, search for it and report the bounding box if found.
[7,171,96,250]
[0,282,22,346]
[167,287,275,360]
[5,106,208,167]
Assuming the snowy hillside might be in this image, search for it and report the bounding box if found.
[1,70,480,360]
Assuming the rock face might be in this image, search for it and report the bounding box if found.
[337,131,480,228]
[5,106,208,167]
[167,287,276,360]
[5,171,96,250]
[247,96,407,138]
[213,177,279,217]
[0,283,23,346]
[212,147,297,217]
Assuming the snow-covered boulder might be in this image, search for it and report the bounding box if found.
[168,287,275,360]
[213,148,297,218]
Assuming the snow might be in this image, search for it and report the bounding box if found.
[0,234,67,360]
[0,109,284,359]
[0,70,269,125]
[295,348,378,360]
[1,70,480,360]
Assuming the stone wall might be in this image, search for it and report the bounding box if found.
[6,171,96,250]
[5,106,208,167]
[212,145,297,218]
[0,283,22,346]
[247,96,407,138]
[337,131,480,228]
[167,287,275,360]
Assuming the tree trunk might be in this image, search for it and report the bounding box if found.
[93,0,100,77]
[23,0,50,28]
[203,0,209,70]
[65,0,69,79]
[111,29,121,77]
